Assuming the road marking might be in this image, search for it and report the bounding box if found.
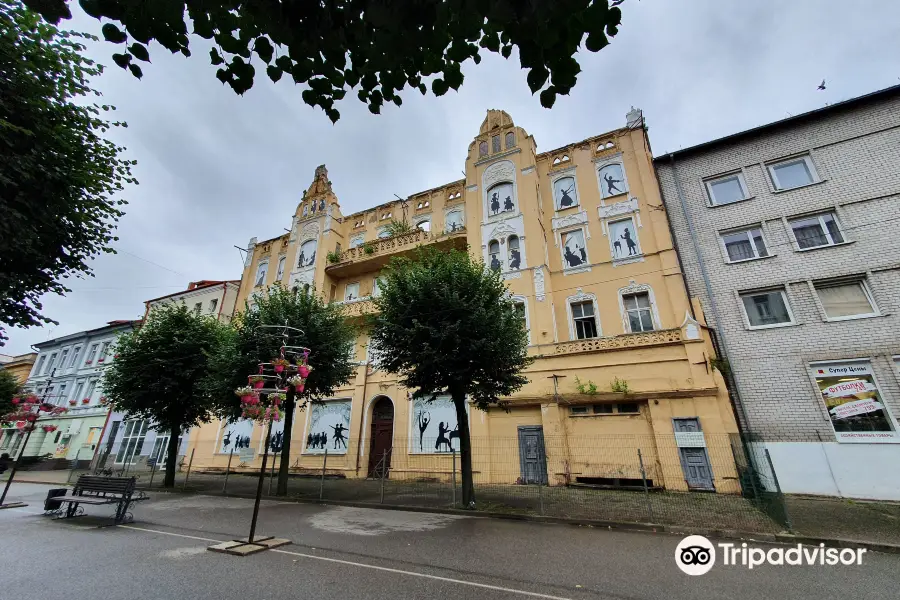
[121,524,575,600]
[271,547,575,600]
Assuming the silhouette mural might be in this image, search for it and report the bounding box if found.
[488,183,514,216]
[609,218,640,258]
[599,164,626,198]
[562,230,588,268]
[297,239,317,268]
[411,396,463,453]
[306,400,352,454]
[261,418,286,454]
[219,419,254,454]
[554,177,578,209]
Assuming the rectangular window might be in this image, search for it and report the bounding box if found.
[58,382,68,405]
[85,344,99,365]
[59,349,70,370]
[815,279,877,320]
[97,342,111,363]
[69,346,82,368]
[193,302,202,314]
[608,217,641,259]
[721,227,768,262]
[209,298,218,314]
[84,379,97,402]
[372,277,384,298]
[789,212,844,250]
[811,361,898,443]
[35,355,46,375]
[513,301,528,337]
[345,282,360,301]
[592,404,613,414]
[623,292,655,332]
[768,155,817,190]
[705,172,749,205]
[115,420,149,464]
[72,381,84,403]
[492,135,501,153]
[561,229,588,269]
[254,262,268,287]
[46,352,58,374]
[617,402,640,414]
[740,289,793,328]
[571,301,598,339]
[570,406,589,415]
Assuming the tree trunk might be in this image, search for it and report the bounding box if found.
[451,390,475,508]
[163,424,181,488]
[277,388,296,495]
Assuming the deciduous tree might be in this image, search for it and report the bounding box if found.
[369,247,531,507]
[25,0,624,122]
[204,284,356,495]
[0,369,22,416]
[0,1,135,344]
[102,304,227,487]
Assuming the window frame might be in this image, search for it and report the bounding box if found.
[511,296,531,345]
[738,287,796,330]
[813,278,879,322]
[254,260,269,287]
[718,225,770,263]
[486,181,516,217]
[298,239,317,267]
[97,341,111,363]
[704,171,750,206]
[608,216,642,260]
[767,154,820,191]
[621,291,656,333]
[596,160,629,201]
[507,235,523,270]
[568,297,600,340]
[788,211,846,251]
[69,346,82,368]
[114,419,149,464]
[276,256,286,280]
[414,217,431,233]
[560,227,590,271]
[445,210,465,233]
[45,352,58,374]
[84,344,98,366]
[208,298,219,314]
[344,281,360,302]
[551,173,580,211]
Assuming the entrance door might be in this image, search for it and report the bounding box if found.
[673,418,715,491]
[367,397,394,477]
[517,426,548,484]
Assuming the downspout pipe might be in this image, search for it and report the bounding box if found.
[666,153,754,438]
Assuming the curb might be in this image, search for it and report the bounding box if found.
[11,480,900,554]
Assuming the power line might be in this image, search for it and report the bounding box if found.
[115,249,187,277]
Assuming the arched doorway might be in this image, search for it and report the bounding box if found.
[367,396,394,477]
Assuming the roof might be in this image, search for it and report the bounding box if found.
[654,84,900,161]
[143,280,240,305]
[32,320,142,348]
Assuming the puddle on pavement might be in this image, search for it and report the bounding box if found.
[307,506,466,536]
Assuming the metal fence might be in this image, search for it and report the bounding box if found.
[140,431,790,534]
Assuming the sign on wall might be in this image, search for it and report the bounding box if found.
[410,395,463,454]
[219,419,254,454]
[305,400,352,454]
[812,362,899,443]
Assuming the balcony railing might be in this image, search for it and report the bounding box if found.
[328,227,467,271]
[549,328,684,357]
[334,297,377,317]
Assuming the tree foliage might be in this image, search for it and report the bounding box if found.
[0,368,22,416]
[0,1,135,344]
[26,0,624,122]
[102,304,227,487]
[203,284,357,495]
[369,247,531,506]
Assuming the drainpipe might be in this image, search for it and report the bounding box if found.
[666,154,753,436]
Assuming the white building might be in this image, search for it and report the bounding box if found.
[144,279,241,321]
[655,85,900,500]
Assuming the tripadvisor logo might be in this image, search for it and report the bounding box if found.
[675,535,867,575]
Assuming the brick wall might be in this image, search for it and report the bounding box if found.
[655,91,900,442]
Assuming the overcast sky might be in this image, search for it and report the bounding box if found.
[4,0,899,355]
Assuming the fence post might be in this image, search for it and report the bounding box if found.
[223,448,234,494]
[182,448,195,491]
[318,449,328,500]
[764,449,792,531]
[380,450,387,504]
[148,458,158,489]
[537,480,544,515]
[268,452,277,496]
[451,449,457,508]
[638,448,654,524]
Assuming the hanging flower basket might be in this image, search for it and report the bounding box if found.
[249,375,266,389]
[286,374,305,388]
[271,357,290,373]
[235,385,255,399]
[269,392,287,407]
[297,364,311,378]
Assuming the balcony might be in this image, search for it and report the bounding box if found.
[548,328,685,357]
[325,228,468,277]
[334,297,377,318]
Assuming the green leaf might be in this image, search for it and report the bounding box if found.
[210,48,224,65]
[254,36,274,63]
[101,23,127,44]
[129,43,150,62]
[500,45,512,59]
[112,52,131,69]
[23,0,72,24]
[431,78,449,96]
[266,65,282,83]
[526,66,548,92]
[539,88,556,109]
[128,63,143,79]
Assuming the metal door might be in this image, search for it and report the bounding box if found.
[517,426,548,484]
[673,418,715,491]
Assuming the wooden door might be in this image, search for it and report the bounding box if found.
[517,426,548,484]
[367,397,394,477]
[673,418,715,491]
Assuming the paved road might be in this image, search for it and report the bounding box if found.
[1,483,896,600]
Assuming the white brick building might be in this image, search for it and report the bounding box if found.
[654,86,900,500]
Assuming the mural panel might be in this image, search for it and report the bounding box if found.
[305,400,352,454]
[410,396,464,454]
[259,418,286,454]
[608,217,640,258]
[219,419,254,454]
[562,229,588,268]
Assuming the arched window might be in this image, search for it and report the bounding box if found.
[488,240,501,271]
[508,236,521,270]
[479,141,488,158]
[297,239,317,267]
[492,135,501,153]
[350,235,365,249]
[553,176,578,210]
[487,182,515,216]
[254,261,268,287]
[416,219,431,232]
[505,132,515,149]
[598,163,627,199]
[445,211,464,232]
[377,228,391,239]
[302,204,308,217]
[276,256,286,280]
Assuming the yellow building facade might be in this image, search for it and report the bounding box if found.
[188,109,741,493]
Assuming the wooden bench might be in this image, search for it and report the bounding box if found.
[51,475,148,524]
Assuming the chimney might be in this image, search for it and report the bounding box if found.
[626,106,643,129]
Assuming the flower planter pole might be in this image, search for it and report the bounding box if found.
[209,323,311,556]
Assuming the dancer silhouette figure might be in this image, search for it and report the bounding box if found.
[331,423,347,449]
[435,422,452,452]
[604,173,622,195]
